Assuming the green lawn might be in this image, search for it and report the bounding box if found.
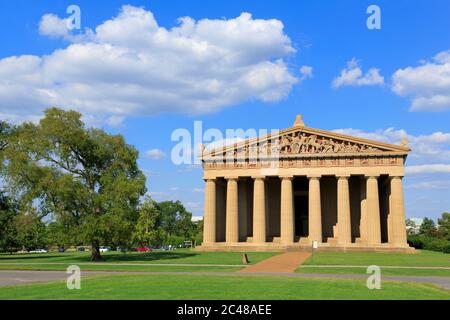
[296,250,450,277]
[0,274,448,300]
[0,250,277,272]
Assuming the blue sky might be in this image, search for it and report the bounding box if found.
[0,0,449,220]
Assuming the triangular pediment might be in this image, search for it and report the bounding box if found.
[201,123,410,161]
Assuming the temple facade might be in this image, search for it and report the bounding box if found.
[198,116,414,252]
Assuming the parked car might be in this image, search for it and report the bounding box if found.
[135,247,152,252]
[99,246,110,253]
[29,249,48,253]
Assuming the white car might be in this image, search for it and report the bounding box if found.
[99,246,110,252]
[29,249,48,253]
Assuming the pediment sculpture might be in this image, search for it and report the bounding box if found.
[208,131,382,159]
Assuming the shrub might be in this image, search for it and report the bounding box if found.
[443,244,450,254]
[407,235,425,249]
[407,234,450,253]
[423,238,448,252]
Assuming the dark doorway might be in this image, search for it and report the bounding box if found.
[293,177,309,237]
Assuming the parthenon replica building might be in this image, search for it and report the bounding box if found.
[198,115,414,252]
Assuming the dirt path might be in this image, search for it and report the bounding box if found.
[239,252,311,273]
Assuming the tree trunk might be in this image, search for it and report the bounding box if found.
[91,240,101,261]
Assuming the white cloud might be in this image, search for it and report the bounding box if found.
[145,149,165,160]
[106,115,125,127]
[405,165,450,174]
[0,6,298,123]
[38,14,94,43]
[299,65,313,80]
[392,50,450,111]
[332,58,384,88]
[405,179,450,189]
[39,14,70,39]
[184,201,202,212]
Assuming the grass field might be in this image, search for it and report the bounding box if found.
[296,250,450,276]
[0,250,277,272]
[0,274,448,300]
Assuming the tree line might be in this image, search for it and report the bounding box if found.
[406,213,450,253]
[0,108,202,260]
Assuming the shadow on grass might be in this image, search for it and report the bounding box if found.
[100,252,199,263]
[0,252,199,263]
[0,254,69,261]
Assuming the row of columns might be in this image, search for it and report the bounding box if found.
[203,175,407,246]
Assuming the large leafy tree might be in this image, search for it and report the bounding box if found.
[0,122,19,253]
[419,217,437,237]
[0,192,19,253]
[158,200,197,239]
[4,108,146,260]
[437,212,450,241]
[133,196,165,246]
[14,210,48,250]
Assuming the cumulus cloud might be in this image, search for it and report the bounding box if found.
[0,6,298,123]
[332,58,384,88]
[145,149,166,160]
[38,14,94,43]
[39,14,71,39]
[299,65,313,80]
[392,50,450,111]
[405,165,450,174]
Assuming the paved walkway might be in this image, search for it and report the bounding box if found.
[300,265,450,270]
[239,252,311,273]
[0,270,449,290]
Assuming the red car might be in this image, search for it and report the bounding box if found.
[135,247,152,252]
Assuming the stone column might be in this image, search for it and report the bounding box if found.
[389,176,408,246]
[308,175,322,243]
[337,175,352,244]
[252,176,266,243]
[238,180,248,242]
[280,176,294,244]
[203,179,216,244]
[225,177,239,243]
[366,175,381,245]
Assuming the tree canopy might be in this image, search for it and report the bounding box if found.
[2,108,147,260]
